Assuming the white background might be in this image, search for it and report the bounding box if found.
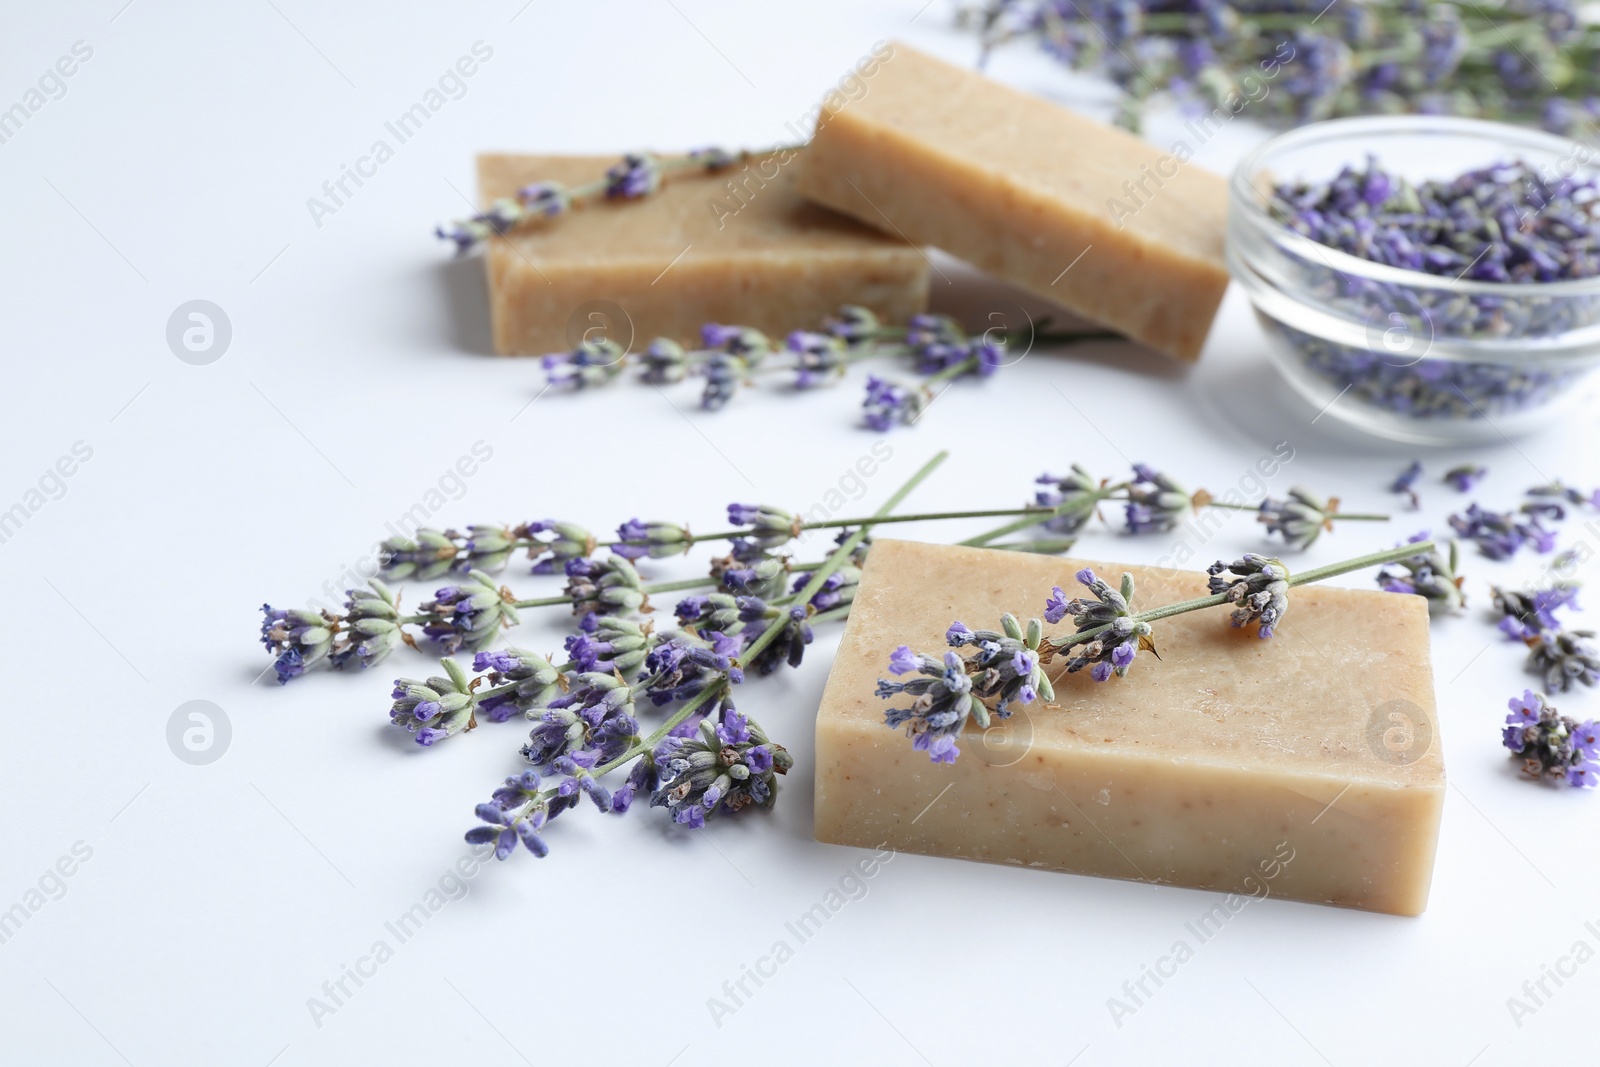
[2,2,1597,1065]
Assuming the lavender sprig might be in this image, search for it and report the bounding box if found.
[880,540,1441,762]
[964,2,1600,136]
[1377,533,1467,615]
[436,145,799,254]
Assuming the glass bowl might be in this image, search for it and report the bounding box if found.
[1227,115,1600,445]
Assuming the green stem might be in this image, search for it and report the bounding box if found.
[511,575,713,609]
[1048,540,1436,652]
[1200,500,1389,522]
[961,484,1128,547]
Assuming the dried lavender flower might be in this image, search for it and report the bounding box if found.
[473,648,562,723]
[330,581,404,670]
[1034,465,1108,536]
[1449,503,1557,560]
[1502,690,1598,788]
[524,520,596,575]
[1207,554,1289,638]
[1527,628,1600,693]
[259,605,335,684]
[379,528,460,581]
[563,556,646,619]
[726,504,799,553]
[1045,568,1152,680]
[390,659,477,747]
[612,518,691,560]
[651,705,792,826]
[1376,533,1466,615]
[878,648,977,764]
[862,375,927,431]
[1257,486,1347,550]
[543,340,627,391]
[1390,460,1423,508]
[1124,464,1192,534]
[1492,583,1580,640]
[1444,465,1488,493]
[417,570,520,655]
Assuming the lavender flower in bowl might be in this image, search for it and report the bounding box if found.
[1227,115,1600,444]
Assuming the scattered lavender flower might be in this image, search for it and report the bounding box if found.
[723,557,789,601]
[1527,480,1600,512]
[1444,465,1488,493]
[525,673,640,767]
[1527,628,1600,693]
[862,375,926,431]
[566,616,655,675]
[825,305,884,345]
[1207,555,1289,638]
[1046,568,1152,681]
[1124,464,1192,534]
[1376,533,1466,615]
[641,338,689,384]
[651,705,792,826]
[787,330,849,388]
[259,605,335,684]
[1449,503,1557,560]
[462,525,517,573]
[1390,460,1423,508]
[466,769,561,859]
[701,352,749,410]
[1492,583,1581,640]
[1502,690,1599,788]
[390,660,477,747]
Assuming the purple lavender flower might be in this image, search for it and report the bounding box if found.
[701,352,748,410]
[640,338,689,384]
[1207,555,1290,638]
[522,520,594,575]
[789,565,861,611]
[416,570,519,655]
[473,648,563,723]
[723,557,788,600]
[612,518,691,560]
[1501,689,1599,788]
[1124,464,1191,534]
[639,630,741,706]
[878,649,976,764]
[516,180,570,217]
[787,330,849,389]
[330,581,403,670]
[1390,459,1423,507]
[1527,628,1600,693]
[260,605,335,683]
[467,769,560,859]
[1257,487,1339,550]
[1449,503,1556,560]
[1034,465,1105,537]
[905,314,969,373]
[390,660,477,747]
[379,528,460,581]
[726,503,798,553]
[1049,567,1151,681]
[700,323,771,360]
[461,525,517,573]
[1376,533,1466,615]
[943,612,1053,713]
[1492,583,1580,640]
[1443,465,1487,493]
[862,375,926,431]
[563,556,646,619]
[543,340,627,390]
[651,704,792,824]
[824,305,883,346]
[523,672,639,768]
[741,603,813,676]
[565,616,655,675]
[604,153,661,200]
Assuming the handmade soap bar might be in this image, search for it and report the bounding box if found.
[796,43,1230,362]
[815,540,1444,916]
[478,154,930,355]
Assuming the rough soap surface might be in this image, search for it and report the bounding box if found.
[478,153,930,355]
[814,540,1445,916]
[796,42,1230,362]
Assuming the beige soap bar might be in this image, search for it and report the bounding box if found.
[795,43,1229,362]
[815,540,1444,916]
[479,154,930,355]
